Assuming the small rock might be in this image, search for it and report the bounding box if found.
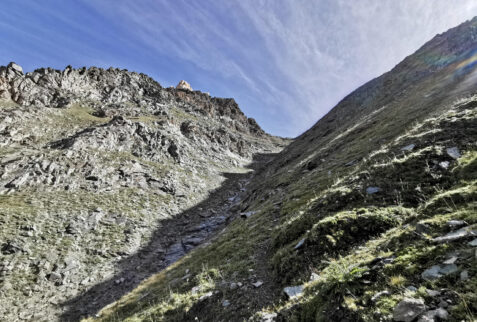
[442,256,458,264]
[422,263,458,280]
[114,277,125,285]
[230,282,238,290]
[460,270,469,281]
[366,186,380,195]
[393,298,427,322]
[237,282,243,287]
[283,285,304,299]
[439,161,450,169]
[252,280,263,288]
[48,272,62,283]
[240,211,256,219]
[426,289,441,297]
[418,308,449,321]
[438,300,449,308]
[439,264,458,275]
[406,286,418,292]
[433,226,476,243]
[422,265,442,280]
[345,159,359,167]
[259,312,277,322]
[199,291,213,301]
[294,238,305,250]
[222,299,230,307]
[7,62,23,74]
[309,272,320,282]
[182,274,191,280]
[468,238,477,246]
[371,290,391,302]
[447,220,466,228]
[401,144,415,152]
[446,147,461,159]
[383,257,396,264]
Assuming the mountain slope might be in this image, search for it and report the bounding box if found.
[92,18,477,322]
[0,64,287,321]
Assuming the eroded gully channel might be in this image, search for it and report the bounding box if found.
[60,153,276,321]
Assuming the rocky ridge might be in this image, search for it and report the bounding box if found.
[0,62,287,321]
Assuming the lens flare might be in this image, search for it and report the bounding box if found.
[455,48,477,74]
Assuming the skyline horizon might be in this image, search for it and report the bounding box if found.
[2,1,477,137]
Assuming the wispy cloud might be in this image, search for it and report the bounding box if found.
[2,0,477,136]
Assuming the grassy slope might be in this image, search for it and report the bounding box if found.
[88,21,477,322]
[86,96,477,322]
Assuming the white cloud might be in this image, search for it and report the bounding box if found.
[77,1,477,136]
[232,0,477,135]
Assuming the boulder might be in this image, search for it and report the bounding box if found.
[294,238,305,250]
[283,285,304,299]
[447,220,466,228]
[433,226,476,243]
[259,312,277,322]
[240,211,256,219]
[439,161,449,169]
[421,264,458,280]
[371,290,391,302]
[7,62,23,74]
[417,308,449,321]
[393,298,426,322]
[199,291,213,301]
[401,144,415,151]
[446,147,461,159]
[366,186,380,194]
[48,272,62,283]
[252,280,263,288]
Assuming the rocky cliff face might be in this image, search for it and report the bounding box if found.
[91,17,477,322]
[0,63,287,321]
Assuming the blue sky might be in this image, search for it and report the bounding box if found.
[2,1,477,137]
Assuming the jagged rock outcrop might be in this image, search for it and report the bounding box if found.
[176,80,192,91]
